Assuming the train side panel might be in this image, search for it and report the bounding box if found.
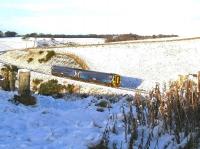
[51,66,77,78]
[79,71,113,85]
[51,65,120,87]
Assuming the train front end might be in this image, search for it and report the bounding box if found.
[111,74,121,87]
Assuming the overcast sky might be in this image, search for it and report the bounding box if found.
[0,0,200,35]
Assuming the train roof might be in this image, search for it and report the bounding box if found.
[51,65,120,76]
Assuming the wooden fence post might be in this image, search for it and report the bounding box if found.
[198,71,200,93]
[18,69,30,97]
[8,67,16,91]
[0,66,10,91]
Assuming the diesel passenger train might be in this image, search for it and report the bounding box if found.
[51,65,121,87]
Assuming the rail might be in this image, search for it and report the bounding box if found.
[0,59,148,95]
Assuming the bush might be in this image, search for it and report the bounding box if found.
[122,76,200,148]
[38,58,46,63]
[4,31,17,37]
[11,95,36,106]
[0,65,17,91]
[27,57,33,63]
[38,50,56,63]
[38,79,66,96]
[32,79,43,85]
[38,50,44,54]
[66,53,89,69]
[66,84,75,94]
[46,50,56,61]
[95,100,109,108]
[32,79,43,92]
[0,31,3,37]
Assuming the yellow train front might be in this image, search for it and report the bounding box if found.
[51,65,121,87]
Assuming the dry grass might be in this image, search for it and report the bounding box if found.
[133,75,200,148]
[110,74,200,148]
[65,52,89,70]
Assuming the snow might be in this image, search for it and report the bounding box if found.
[52,38,105,45]
[0,37,34,51]
[0,37,105,51]
[0,90,115,148]
[0,90,192,148]
[0,37,200,148]
[35,38,105,47]
[54,38,200,90]
[1,37,200,91]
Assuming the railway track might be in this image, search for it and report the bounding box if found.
[0,59,148,95]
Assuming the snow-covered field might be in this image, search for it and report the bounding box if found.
[0,37,34,51]
[1,37,200,90]
[0,37,105,51]
[54,38,200,90]
[0,90,188,149]
[0,90,129,149]
[52,38,105,45]
[0,37,200,148]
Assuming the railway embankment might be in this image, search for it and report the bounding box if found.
[0,49,87,73]
[0,49,143,96]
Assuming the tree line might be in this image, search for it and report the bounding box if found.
[0,31,178,42]
[22,33,178,42]
[0,31,18,37]
[22,33,113,39]
[105,34,178,42]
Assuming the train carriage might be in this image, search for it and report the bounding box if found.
[51,65,120,87]
[51,65,78,78]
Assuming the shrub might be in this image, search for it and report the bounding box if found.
[0,65,17,91]
[38,50,44,54]
[66,84,75,94]
[104,36,114,43]
[11,95,36,106]
[32,79,43,85]
[38,50,56,63]
[95,100,109,108]
[38,79,66,96]
[66,53,89,69]
[123,76,200,148]
[0,67,10,91]
[32,79,43,92]
[27,57,33,63]
[46,50,56,61]
[38,58,46,63]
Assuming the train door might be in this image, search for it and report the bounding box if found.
[74,70,80,78]
[112,75,120,87]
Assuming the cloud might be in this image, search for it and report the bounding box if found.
[0,0,200,35]
[3,14,198,36]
